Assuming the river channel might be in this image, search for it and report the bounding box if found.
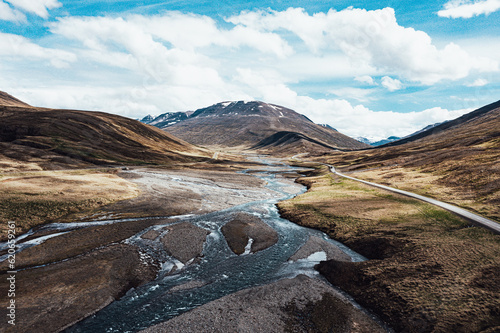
[39,160,365,332]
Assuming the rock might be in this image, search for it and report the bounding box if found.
[161,222,210,263]
[288,236,351,262]
[141,229,162,240]
[140,275,386,333]
[169,280,208,293]
[221,212,278,255]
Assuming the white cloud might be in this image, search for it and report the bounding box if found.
[297,101,473,140]
[228,7,498,84]
[381,76,403,91]
[466,78,489,86]
[131,13,293,58]
[231,67,473,138]
[438,0,500,18]
[47,14,294,88]
[293,97,472,140]
[50,14,292,59]
[5,0,61,19]
[1,9,496,140]
[0,1,25,22]
[0,32,76,67]
[355,75,376,85]
[329,87,375,102]
[49,16,217,85]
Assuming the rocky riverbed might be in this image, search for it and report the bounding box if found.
[141,275,385,333]
[0,162,385,333]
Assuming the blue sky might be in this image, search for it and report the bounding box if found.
[0,0,499,139]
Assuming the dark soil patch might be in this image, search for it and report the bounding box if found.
[161,222,210,263]
[0,244,159,333]
[221,212,278,255]
[283,292,353,333]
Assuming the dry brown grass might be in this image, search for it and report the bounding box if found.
[310,105,500,222]
[350,165,499,220]
[0,106,212,168]
[0,169,139,240]
[278,166,500,333]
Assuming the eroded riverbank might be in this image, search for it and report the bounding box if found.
[278,163,500,333]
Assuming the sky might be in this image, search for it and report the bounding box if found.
[0,0,499,140]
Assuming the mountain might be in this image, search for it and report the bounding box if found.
[161,101,368,151]
[142,111,193,128]
[0,93,210,170]
[356,136,401,146]
[0,91,31,107]
[140,114,155,123]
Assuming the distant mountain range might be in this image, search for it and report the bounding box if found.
[4,89,496,165]
[356,121,449,146]
[141,111,194,128]
[356,136,402,146]
[141,101,369,153]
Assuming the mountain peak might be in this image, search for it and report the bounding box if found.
[161,100,368,151]
[190,100,313,124]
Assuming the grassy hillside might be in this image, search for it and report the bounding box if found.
[313,100,500,220]
[0,106,211,169]
[278,165,500,333]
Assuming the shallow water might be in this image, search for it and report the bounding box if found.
[55,160,364,332]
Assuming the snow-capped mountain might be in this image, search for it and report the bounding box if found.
[141,100,369,150]
[140,111,193,128]
[356,136,402,146]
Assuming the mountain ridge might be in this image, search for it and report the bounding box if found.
[149,100,368,151]
[0,91,211,170]
[378,100,500,148]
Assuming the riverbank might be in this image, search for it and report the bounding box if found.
[0,163,277,333]
[277,164,500,332]
[0,168,140,242]
[141,274,385,333]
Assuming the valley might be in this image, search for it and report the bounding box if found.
[0,93,499,333]
[0,158,384,333]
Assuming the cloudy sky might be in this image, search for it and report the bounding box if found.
[0,0,499,140]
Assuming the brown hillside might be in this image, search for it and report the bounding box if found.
[316,100,500,219]
[252,131,340,156]
[0,91,31,107]
[0,105,211,170]
[164,101,368,151]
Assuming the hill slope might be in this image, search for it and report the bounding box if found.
[252,131,340,156]
[0,91,31,107]
[320,99,500,219]
[161,101,368,151]
[0,104,210,171]
[379,100,500,148]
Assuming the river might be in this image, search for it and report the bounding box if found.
[9,159,366,332]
